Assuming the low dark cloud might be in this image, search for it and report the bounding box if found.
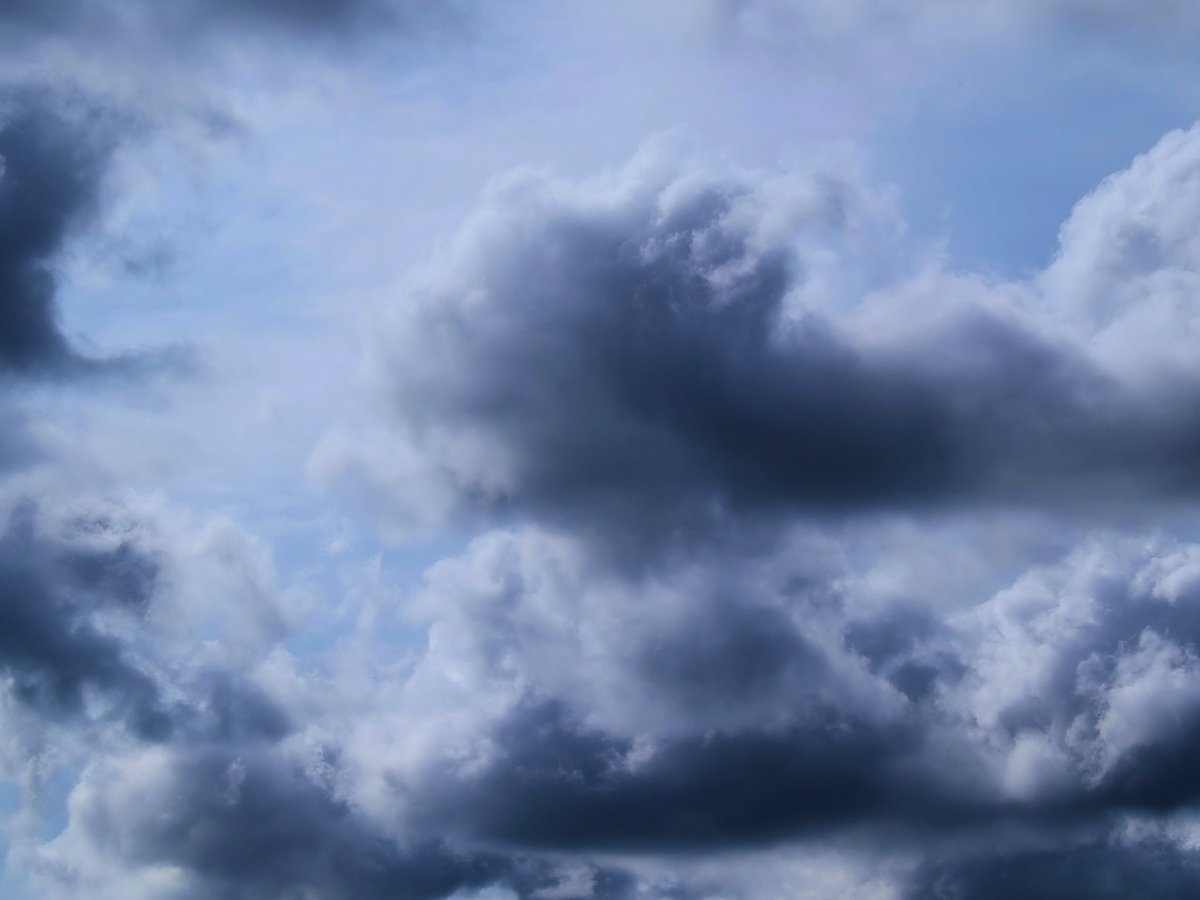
[908,836,1200,900]
[367,522,1200,891]
[0,501,171,739]
[0,92,122,374]
[3,36,1200,896]
[61,737,649,900]
[326,149,1200,566]
[421,698,936,853]
[69,745,514,900]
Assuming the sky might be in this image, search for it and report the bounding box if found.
[4,1,1200,898]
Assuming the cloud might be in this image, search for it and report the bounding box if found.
[0,0,465,47]
[0,90,125,374]
[417,698,925,853]
[304,515,1200,888]
[40,744,517,900]
[0,498,172,740]
[908,834,1200,900]
[4,14,1200,894]
[1043,123,1200,374]
[317,129,1200,564]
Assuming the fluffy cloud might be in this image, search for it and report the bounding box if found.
[299,122,1200,896]
[0,499,168,738]
[39,744,516,900]
[317,128,1200,566]
[908,835,1200,900]
[5,8,1200,893]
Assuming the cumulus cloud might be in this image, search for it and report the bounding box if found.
[316,129,1200,564]
[0,499,169,738]
[295,519,1200,900]
[6,4,1200,893]
[40,744,516,900]
[296,124,1200,897]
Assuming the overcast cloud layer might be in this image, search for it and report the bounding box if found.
[3,2,1200,899]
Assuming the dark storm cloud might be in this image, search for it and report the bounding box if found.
[383,528,1200,874]
[80,746,511,900]
[0,502,172,739]
[635,596,825,714]
[907,836,1200,900]
[419,698,956,852]
[346,159,1200,562]
[0,92,121,374]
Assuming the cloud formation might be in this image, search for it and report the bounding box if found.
[0,500,168,737]
[317,127,1200,566]
[0,92,122,373]
[5,3,1200,897]
[299,122,1200,897]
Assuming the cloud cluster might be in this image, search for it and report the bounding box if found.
[301,123,1200,896]
[4,3,1200,895]
[319,127,1200,562]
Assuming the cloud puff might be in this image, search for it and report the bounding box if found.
[0,91,123,374]
[302,122,1200,891]
[40,744,518,900]
[0,498,171,740]
[10,60,1200,897]
[317,129,1200,564]
[908,835,1200,900]
[327,520,1200,897]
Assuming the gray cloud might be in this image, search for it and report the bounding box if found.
[0,91,124,374]
[0,500,171,739]
[329,516,1200,896]
[4,18,1200,894]
[66,746,512,900]
[908,835,1200,900]
[319,135,1200,566]
[418,698,930,853]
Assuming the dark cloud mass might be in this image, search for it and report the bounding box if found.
[909,838,1200,900]
[21,132,1200,897]
[421,699,926,852]
[0,501,170,738]
[75,747,513,900]
[0,94,118,373]
[323,142,1200,565]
